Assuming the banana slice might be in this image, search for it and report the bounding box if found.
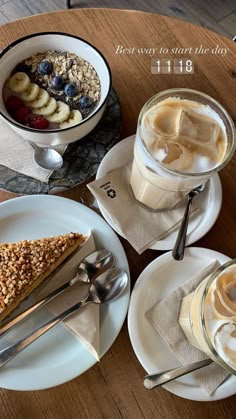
[29,88,50,109]
[8,72,31,93]
[59,110,82,129]
[47,101,70,124]
[33,97,57,116]
[21,83,40,102]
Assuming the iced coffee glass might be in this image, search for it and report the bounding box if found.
[130,89,236,211]
[179,260,236,375]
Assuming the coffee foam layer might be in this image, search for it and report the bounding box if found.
[142,97,227,173]
[205,266,236,370]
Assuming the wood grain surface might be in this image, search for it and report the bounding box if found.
[0,8,235,419]
[0,0,236,39]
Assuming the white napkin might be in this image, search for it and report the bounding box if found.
[35,232,100,360]
[146,260,230,396]
[0,117,65,182]
[88,164,200,254]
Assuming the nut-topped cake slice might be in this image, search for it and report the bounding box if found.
[0,232,86,322]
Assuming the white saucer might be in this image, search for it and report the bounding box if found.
[96,135,222,251]
[127,247,236,401]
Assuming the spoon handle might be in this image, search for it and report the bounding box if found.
[144,359,213,389]
[0,280,73,338]
[0,298,89,368]
[172,195,193,261]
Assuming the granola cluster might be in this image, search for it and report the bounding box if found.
[24,50,101,112]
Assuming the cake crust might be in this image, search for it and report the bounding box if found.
[0,232,86,322]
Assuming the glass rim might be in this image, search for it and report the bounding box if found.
[138,88,236,178]
[200,258,236,375]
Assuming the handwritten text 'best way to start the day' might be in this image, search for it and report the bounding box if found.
[115,44,229,57]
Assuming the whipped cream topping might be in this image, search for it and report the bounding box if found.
[141,97,227,173]
[204,265,236,370]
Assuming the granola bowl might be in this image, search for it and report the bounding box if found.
[0,32,111,146]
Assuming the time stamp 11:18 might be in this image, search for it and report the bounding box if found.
[151,58,194,74]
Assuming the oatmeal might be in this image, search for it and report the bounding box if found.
[3,50,101,130]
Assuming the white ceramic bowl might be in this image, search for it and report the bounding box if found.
[0,32,111,146]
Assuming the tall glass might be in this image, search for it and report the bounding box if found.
[179,259,236,374]
[130,89,236,211]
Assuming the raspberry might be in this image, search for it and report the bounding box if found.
[28,116,49,129]
[15,107,31,123]
[6,96,23,112]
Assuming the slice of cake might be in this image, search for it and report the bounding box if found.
[0,232,86,322]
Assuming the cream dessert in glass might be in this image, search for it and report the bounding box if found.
[130,89,235,211]
[179,260,236,374]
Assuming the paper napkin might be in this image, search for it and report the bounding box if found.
[35,232,100,360]
[88,164,200,254]
[0,117,65,182]
[146,260,230,396]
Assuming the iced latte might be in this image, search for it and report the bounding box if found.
[179,260,236,374]
[130,89,235,210]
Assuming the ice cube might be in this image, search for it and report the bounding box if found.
[178,109,219,144]
[193,155,212,172]
[159,140,193,171]
[153,148,167,162]
[163,141,183,164]
[147,105,181,137]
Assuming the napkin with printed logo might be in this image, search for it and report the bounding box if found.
[35,231,100,360]
[146,260,230,395]
[88,164,200,254]
[0,117,65,182]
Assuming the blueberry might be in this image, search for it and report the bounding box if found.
[79,95,93,108]
[38,60,52,75]
[14,63,31,75]
[51,75,64,90]
[64,83,78,97]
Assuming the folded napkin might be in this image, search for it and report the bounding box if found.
[146,260,230,396]
[0,117,65,182]
[35,231,100,360]
[88,164,200,254]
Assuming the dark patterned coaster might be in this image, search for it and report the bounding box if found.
[0,88,121,195]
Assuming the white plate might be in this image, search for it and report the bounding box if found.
[127,247,236,401]
[96,136,222,251]
[0,195,130,391]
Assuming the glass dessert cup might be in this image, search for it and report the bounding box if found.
[130,88,236,211]
[179,259,236,375]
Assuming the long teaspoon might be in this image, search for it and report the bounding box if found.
[144,358,213,389]
[0,267,128,368]
[172,184,205,261]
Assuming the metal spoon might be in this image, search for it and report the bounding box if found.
[144,358,213,390]
[172,184,205,261]
[76,249,115,283]
[0,249,114,338]
[29,141,63,170]
[0,267,128,368]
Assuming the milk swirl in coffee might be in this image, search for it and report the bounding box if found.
[130,95,228,210]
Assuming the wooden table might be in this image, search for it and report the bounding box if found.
[0,8,236,419]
